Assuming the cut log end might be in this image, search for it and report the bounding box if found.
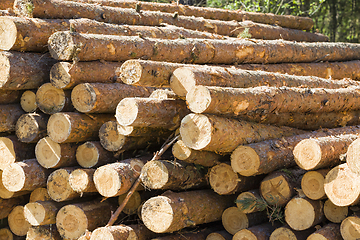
[36,83,67,114]
[23,202,46,226]
[284,198,319,231]
[35,137,61,169]
[15,113,41,143]
[301,171,326,200]
[269,227,298,240]
[231,146,260,177]
[118,191,142,215]
[0,53,10,88]
[0,137,16,170]
[115,98,139,126]
[48,31,75,61]
[260,173,293,206]
[93,165,122,197]
[76,142,100,168]
[209,163,240,195]
[56,205,88,240]
[2,162,26,192]
[345,138,360,175]
[180,113,212,150]
[141,196,174,233]
[236,191,259,214]
[172,140,192,160]
[232,229,257,240]
[50,62,72,89]
[99,121,126,151]
[293,139,322,170]
[118,60,143,85]
[8,205,31,236]
[90,226,137,240]
[71,83,97,113]
[20,90,37,113]
[222,207,248,235]
[47,113,71,143]
[187,85,212,113]
[69,169,92,193]
[47,169,78,202]
[170,68,196,97]
[29,187,51,203]
[140,160,169,189]
[0,228,13,240]
[341,216,360,240]
[0,17,17,51]
[323,199,348,223]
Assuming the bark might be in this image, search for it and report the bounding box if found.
[340,216,360,240]
[2,159,50,192]
[93,157,146,197]
[0,228,24,240]
[90,224,156,240]
[0,9,14,16]
[26,225,62,240]
[235,189,263,214]
[20,90,37,112]
[324,163,360,206]
[118,191,142,215]
[285,197,324,231]
[56,199,117,240]
[269,226,316,240]
[221,206,268,235]
[141,189,234,233]
[47,112,115,143]
[71,83,153,113]
[0,196,27,219]
[0,170,30,199]
[209,162,264,195]
[152,229,213,240]
[69,168,97,193]
[0,0,13,10]
[180,113,305,153]
[307,223,342,240]
[36,83,74,114]
[173,66,360,97]
[24,200,67,226]
[301,169,330,200]
[0,104,25,132]
[140,159,208,190]
[172,139,223,167]
[345,138,360,175]
[8,205,31,236]
[232,223,280,240]
[35,137,79,169]
[0,90,21,104]
[116,97,190,130]
[0,51,56,90]
[323,199,348,223]
[206,231,232,240]
[260,168,306,206]
[76,141,116,168]
[48,31,360,63]
[15,112,48,143]
[116,124,171,137]
[230,125,360,177]
[294,134,357,170]
[0,135,35,170]
[29,187,51,202]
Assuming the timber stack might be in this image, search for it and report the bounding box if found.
[1,0,360,239]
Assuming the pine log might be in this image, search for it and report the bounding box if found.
[76,141,116,168]
[2,159,50,192]
[140,159,207,191]
[0,104,25,133]
[206,231,232,240]
[0,170,29,199]
[0,0,13,10]
[151,228,217,240]
[173,67,360,97]
[345,138,360,175]
[69,168,97,194]
[0,10,14,16]
[149,89,179,100]
[116,124,171,137]
[209,162,263,195]
[24,201,67,226]
[232,223,280,240]
[90,224,156,240]
[116,97,190,130]
[285,197,324,231]
[172,139,223,167]
[0,196,27,219]
[301,169,330,200]
[0,51,56,90]
[0,135,35,170]
[26,225,62,240]
[35,137,79,169]
[0,90,21,104]
[8,205,31,236]
[141,189,234,233]
[324,163,360,206]
[71,83,153,113]
[48,31,360,63]
[180,113,305,153]
[118,191,142,215]
[236,189,263,214]
[29,187,51,202]
[36,83,74,114]
[260,169,306,206]
[294,134,357,171]
[340,215,360,240]
[221,206,268,235]
[21,89,37,112]
[231,125,360,177]
[56,199,117,240]
[46,167,81,202]
[323,199,348,223]
[0,228,24,240]
[15,112,48,143]
[269,226,316,240]
[307,223,342,240]
[47,112,115,143]
[93,157,146,197]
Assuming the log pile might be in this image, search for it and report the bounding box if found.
[1,0,360,240]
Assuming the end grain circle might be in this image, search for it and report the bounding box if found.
[141,196,173,233]
[47,113,71,143]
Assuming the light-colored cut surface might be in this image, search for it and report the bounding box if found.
[29,187,51,202]
[293,139,322,170]
[269,227,298,240]
[260,175,291,206]
[285,198,316,231]
[56,205,88,240]
[93,165,121,197]
[99,121,126,151]
[118,60,143,85]
[187,85,212,113]
[2,162,25,192]
[341,216,360,240]
[324,199,348,223]
[8,205,31,236]
[71,83,96,113]
[180,114,212,150]
[50,62,72,89]
[20,90,37,112]
[0,17,17,51]
[118,191,141,215]
[170,68,196,97]
[231,146,260,176]
[76,142,99,168]
[232,229,257,240]
[47,113,71,143]
[24,202,46,226]
[346,138,360,175]
[115,98,139,126]
[301,171,326,200]
[0,228,13,240]
[90,225,137,240]
[209,163,239,195]
[69,169,96,193]
[0,137,15,170]
[222,206,248,235]
[236,190,261,214]
[47,168,78,202]
[35,137,61,168]
[36,83,66,114]
[140,161,168,189]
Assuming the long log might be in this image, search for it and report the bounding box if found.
[345,138,360,175]
[69,168,97,194]
[71,83,153,113]
[231,125,360,177]
[24,200,67,226]
[48,31,360,63]
[323,199,348,223]
[36,83,74,114]
[15,112,48,143]
[0,196,27,219]
[0,104,25,133]
[180,113,305,153]
[47,167,81,202]
[232,223,280,240]
[269,226,316,240]
[8,205,31,236]
[307,223,342,240]
[29,187,51,202]
[301,169,330,200]
[340,215,360,240]
[47,112,115,143]
[76,141,116,168]
[26,225,62,240]
[141,189,234,233]
[20,90,37,112]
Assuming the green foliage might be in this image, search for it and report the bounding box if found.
[238,27,252,38]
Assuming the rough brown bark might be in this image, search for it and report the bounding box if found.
[15,112,48,143]
[48,31,360,63]
[231,125,360,177]
[29,187,51,202]
[260,168,306,206]
[20,90,37,112]
[69,168,97,194]
[8,205,31,236]
[71,83,153,113]
[141,189,234,233]
[323,199,348,223]
[0,228,24,240]
[47,112,115,143]
[294,134,357,171]
[24,200,67,226]
[232,223,280,240]
[116,97,190,130]
[236,189,263,214]
[0,90,21,105]
[221,206,268,235]
[0,9,14,16]
[76,141,116,168]
[118,191,141,215]
[0,104,25,133]
[2,159,50,192]
[172,66,360,97]
[180,113,305,153]
[345,138,360,175]
[209,162,264,195]
[56,199,117,240]
[269,226,316,240]
[324,163,360,206]
[90,224,156,240]
[0,135,35,170]
[0,0,14,10]
[140,159,207,191]
[0,195,27,219]
[0,51,56,90]
[340,215,360,239]
[26,225,62,240]
[301,169,330,200]
[0,170,30,199]
[307,223,342,240]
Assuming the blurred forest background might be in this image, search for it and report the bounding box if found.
[145,0,360,43]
